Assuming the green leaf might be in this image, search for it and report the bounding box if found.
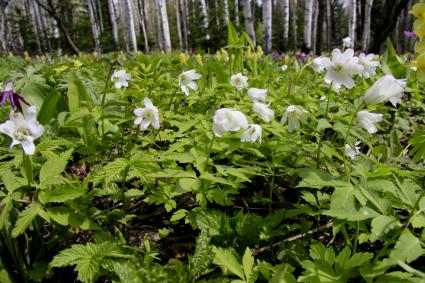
[371,215,399,241]
[38,89,60,125]
[381,38,406,79]
[189,229,213,279]
[242,247,255,283]
[212,246,244,280]
[0,269,12,283]
[296,169,351,189]
[0,197,13,230]
[12,202,42,238]
[390,230,424,263]
[269,263,296,283]
[39,149,74,186]
[409,131,425,162]
[67,76,94,113]
[38,186,87,204]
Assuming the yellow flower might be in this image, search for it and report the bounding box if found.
[24,51,30,61]
[220,48,229,61]
[73,60,82,68]
[54,65,69,74]
[215,50,222,60]
[179,53,189,65]
[256,46,264,58]
[416,52,425,80]
[195,54,203,65]
[246,48,254,59]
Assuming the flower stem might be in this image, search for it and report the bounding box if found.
[342,102,363,180]
[100,64,115,137]
[316,83,333,168]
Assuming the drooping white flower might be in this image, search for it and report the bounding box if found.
[363,75,406,106]
[342,37,353,48]
[281,105,308,133]
[111,69,131,89]
[345,140,361,159]
[178,69,202,96]
[311,56,327,73]
[357,110,383,134]
[241,124,262,143]
[252,102,275,123]
[0,106,44,155]
[230,73,248,90]
[358,53,380,78]
[281,65,288,71]
[247,88,268,101]
[133,98,160,131]
[212,108,248,137]
[322,48,364,92]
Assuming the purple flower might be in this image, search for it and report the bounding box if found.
[404,31,416,39]
[295,52,310,63]
[0,81,30,113]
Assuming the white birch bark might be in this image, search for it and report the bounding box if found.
[180,0,189,50]
[136,0,149,53]
[158,0,171,51]
[107,0,119,48]
[199,0,210,40]
[0,0,8,51]
[362,0,373,51]
[173,0,183,49]
[263,0,272,53]
[96,0,104,32]
[223,0,229,24]
[282,0,289,48]
[348,0,356,47]
[311,0,318,53]
[242,0,255,44]
[123,0,138,51]
[303,0,313,50]
[88,0,101,52]
[235,0,239,27]
[290,0,297,49]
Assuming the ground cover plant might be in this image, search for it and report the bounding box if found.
[0,22,425,282]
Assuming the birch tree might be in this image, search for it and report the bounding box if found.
[107,0,119,49]
[122,0,137,52]
[282,0,289,49]
[362,0,373,51]
[87,0,101,53]
[242,0,255,45]
[290,0,297,49]
[235,0,239,28]
[348,0,356,47]
[303,0,313,51]
[0,0,9,51]
[199,0,210,40]
[263,0,272,53]
[180,0,189,50]
[136,0,149,52]
[173,0,183,50]
[224,0,229,24]
[158,0,171,51]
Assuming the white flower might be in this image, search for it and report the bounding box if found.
[363,75,406,106]
[133,98,160,131]
[111,69,131,89]
[212,108,248,137]
[0,106,44,155]
[230,73,248,90]
[358,53,380,78]
[322,48,364,91]
[311,57,326,73]
[345,141,361,159]
[410,66,418,72]
[342,37,353,48]
[178,69,202,96]
[247,88,268,101]
[357,110,383,134]
[281,105,308,132]
[241,124,262,143]
[281,65,288,71]
[252,102,275,123]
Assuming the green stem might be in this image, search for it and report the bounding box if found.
[101,65,115,137]
[316,83,333,168]
[168,87,180,110]
[353,221,359,253]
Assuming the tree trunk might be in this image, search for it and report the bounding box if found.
[123,0,137,51]
[242,0,256,45]
[158,0,171,51]
[96,0,104,32]
[282,0,289,49]
[362,0,373,51]
[34,0,81,54]
[180,0,189,50]
[348,0,356,47]
[173,0,183,50]
[303,0,313,51]
[223,0,229,24]
[0,0,8,52]
[137,0,150,53]
[290,0,297,50]
[199,0,210,40]
[88,0,101,53]
[107,0,119,49]
[235,0,239,28]
[263,0,272,53]
[311,0,318,53]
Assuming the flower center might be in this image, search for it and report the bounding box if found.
[145,109,154,120]
[180,75,187,83]
[236,78,241,85]
[14,128,30,141]
[334,64,344,73]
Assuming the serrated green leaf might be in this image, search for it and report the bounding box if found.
[212,246,244,280]
[242,247,255,283]
[12,202,42,238]
[296,169,351,189]
[38,186,87,204]
[39,149,74,186]
[390,230,424,263]
[371,215,399,241]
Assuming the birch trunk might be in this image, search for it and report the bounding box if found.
[290,0,297,50]
[96,0,104,32]
[223,0,229,24]
[173,0,183,50]
[282,0,289,49]
[158,0,171,51]
[88,0,101,53]
[325,0,332,50]
[199,0,210,40]
[362,0,373,51]
[181,0,189,50]
[107,0,119,49]
[242,0,255,44]
[235,0,239,28]
[123,0,138,51]
[311,0,318,53]
[263,0,272,53]
[348,0,356,47]
[137,0,150,53]
[0,0,8,51]
[303,0,313,50]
